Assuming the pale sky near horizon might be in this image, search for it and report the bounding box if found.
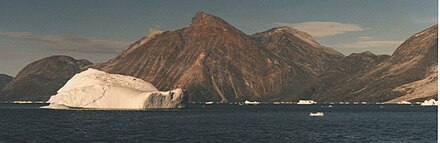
[0,0,437,76]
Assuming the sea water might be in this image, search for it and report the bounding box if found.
[0,103,436,142]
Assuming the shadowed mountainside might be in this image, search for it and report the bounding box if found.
[310,25,438,102]
[0,56,92,101]
[0,74,12,90]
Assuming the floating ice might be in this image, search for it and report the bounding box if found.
[297,100,316,105]
[46,68,187,109]
[420,99,438,106]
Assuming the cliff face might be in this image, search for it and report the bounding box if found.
[0,55,92,101]
[311,25,438,102]
[95,12,343,102]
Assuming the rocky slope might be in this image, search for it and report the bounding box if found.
[0,55,92,101]
[252,26,344,75]
[311,51,391,99]
[311,25,438,102]
[0,74,12,90]
[95,12,343,102]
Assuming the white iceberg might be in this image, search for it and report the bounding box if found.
[297,100,316,105]
[398,101,411,104]
[420,99,438,106]
[11,101,44,104]
[205,101,214,105]
[309,112,324,117]
[45,68,187,109]
[244,100,260,105]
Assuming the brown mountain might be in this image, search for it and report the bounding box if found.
[1,12,435,103]
[252,26,344,75]
[0,74,12,90]
[0,55,92,101]
[311,25,438,102]
[95,12,343,102]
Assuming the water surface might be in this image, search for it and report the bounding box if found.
[0,104,436,142]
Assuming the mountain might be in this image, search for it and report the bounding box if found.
[0,55,92,101]
[252,26,344,75]
[1,12,434,103]
[311,25,438,102]
[319,51,390,87]
[0,74,13,90]
[95,12,342,102]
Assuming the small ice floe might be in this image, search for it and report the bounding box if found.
[297,100,316,105]
[321,105,333,108]
[244,100,260,105]
[205,101,214,105]
[398,101,411,105]
[12,101,44,104]
[420,99,438,106]
[309,112,324,117]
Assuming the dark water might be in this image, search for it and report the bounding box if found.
[0,103,437,143]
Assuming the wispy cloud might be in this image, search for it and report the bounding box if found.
[276,21,365,37]
[338,37,403,48]
[0,32,131,54]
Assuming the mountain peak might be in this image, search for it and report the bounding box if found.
[190,12,230,27]
[360,51,375,56]
[259,26,321,47]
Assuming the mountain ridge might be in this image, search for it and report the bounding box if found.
[0,55,92,101]
[0,12,436,102]
[94,12,335,102]
[311,24,437,102]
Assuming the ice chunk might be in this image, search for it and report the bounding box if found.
[420,99,438,106]
[46,68,187,109]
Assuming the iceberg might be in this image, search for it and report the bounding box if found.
[420,99,438,106]
[244,100,260,105]
[11,101,45,104]
[297,100,316,105]
[46,68,187,109]
[309,112,324,117]
[205,101,214,105]
[398,101,411,104]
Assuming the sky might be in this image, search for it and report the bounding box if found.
[0,0,437,76]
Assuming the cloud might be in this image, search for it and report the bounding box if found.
[0,32,131,54]
[276,21,365,37]
[338,37,403,48]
